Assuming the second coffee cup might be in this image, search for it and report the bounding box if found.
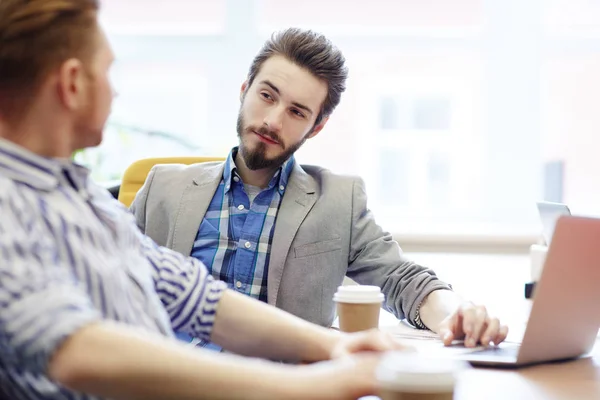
[376,352,469,400]
[333,285,384,333]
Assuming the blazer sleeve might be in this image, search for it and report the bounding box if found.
[346,177,452,325]
[129,166,158,234]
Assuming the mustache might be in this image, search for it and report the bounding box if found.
[251,126,283,147]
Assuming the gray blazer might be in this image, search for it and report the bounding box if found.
[131,161,451,327]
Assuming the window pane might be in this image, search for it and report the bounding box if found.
[88,1,232,183]
[86,0,561,236]
[427,152,451,207]
[379,149,411,207]
[414,97,452,130]
[379,97,401,130]
[341,53,487,233]
[81,62,212,182]
[542,57,600,216]
[379,96,452,131]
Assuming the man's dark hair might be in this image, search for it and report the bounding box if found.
[246,28,348,126]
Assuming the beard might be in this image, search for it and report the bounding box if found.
[236,111,307,171]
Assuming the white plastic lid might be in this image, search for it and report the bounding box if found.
[376,352,469,393]
[333,285,384,304]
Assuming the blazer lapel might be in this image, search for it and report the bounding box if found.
[171,163,225,255]
[267,163,318,305]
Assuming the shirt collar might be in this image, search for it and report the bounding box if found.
[0,137,91,193]
[223,146,295,195]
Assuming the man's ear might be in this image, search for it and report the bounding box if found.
[307,116,329,139]
[240,80,249,102]
[57,58,86,111]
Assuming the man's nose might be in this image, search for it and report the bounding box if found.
[263,106,284,133]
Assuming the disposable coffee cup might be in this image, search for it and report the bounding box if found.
[333,285,384,333]
[376,352,468,400]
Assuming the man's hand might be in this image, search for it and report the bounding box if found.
[329,329,411,359]
[292,354,382,400]
[418,290,509,348]
[437,302,509,347]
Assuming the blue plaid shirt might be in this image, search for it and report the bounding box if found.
[182,148,293,348]
[190,148,293,300]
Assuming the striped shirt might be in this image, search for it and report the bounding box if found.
[0,138,226,400]
[190,148,293,303]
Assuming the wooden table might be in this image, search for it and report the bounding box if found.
[369,252,600,399]
[454,355,600,400]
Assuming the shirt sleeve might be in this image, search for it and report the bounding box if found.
[134,227,227,341]
[93,183,227,342]
[0,192,100,374]
[346,177,452,324]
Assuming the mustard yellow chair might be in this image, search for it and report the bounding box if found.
[118,156,225,208]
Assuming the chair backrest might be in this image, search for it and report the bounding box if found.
[118,156,225,208]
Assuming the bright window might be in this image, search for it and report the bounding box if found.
[85,0,600,236]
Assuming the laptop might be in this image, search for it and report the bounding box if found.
[453,216,600,367]
[536,201,572,245]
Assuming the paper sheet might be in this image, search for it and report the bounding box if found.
[380,320,526,357]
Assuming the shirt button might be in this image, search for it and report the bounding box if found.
[235,281,242,288]
[279,185,285,191]
[244,241,251,249]
[238,204,245,210]
[233,176,240,182]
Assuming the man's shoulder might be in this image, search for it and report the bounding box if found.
[150,161,223,183]
[0,177,41,233]
[299,164,363,188]
[152,160,223,174]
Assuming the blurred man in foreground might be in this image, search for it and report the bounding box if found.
[0,1,405,399]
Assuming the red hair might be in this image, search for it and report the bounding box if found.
[0,0,100,123]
